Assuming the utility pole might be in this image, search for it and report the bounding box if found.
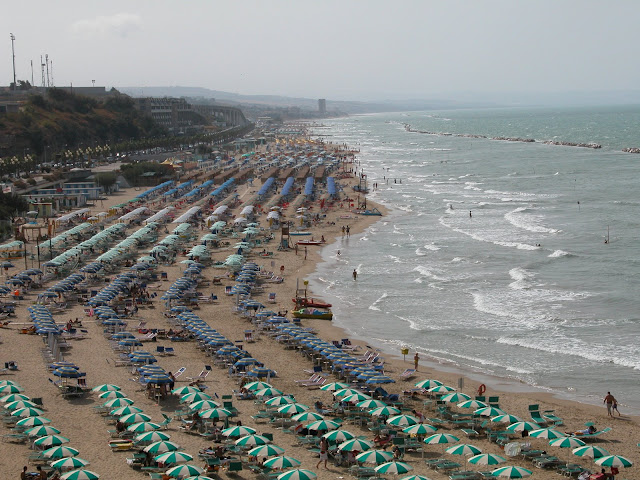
[10,33,16,90]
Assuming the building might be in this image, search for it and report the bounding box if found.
[318,99,326,115]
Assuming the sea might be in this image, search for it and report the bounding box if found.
[307,105,640,414]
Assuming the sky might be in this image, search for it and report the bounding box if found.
[3,0,640,103]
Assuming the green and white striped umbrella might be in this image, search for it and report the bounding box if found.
[189,400,220,411]
[369,406,401,417]
[127,421,161,432]
[320,382,350,392]
[255,387,284,397]
[154,451,193,464]
[265,396,296,406]
[571,445,609,459]
[25,426,61,437]
[199,408,232,420]
[50,457,90,470]
[144,441,180,454]
[402,424,437,436]
[244,381,272,391]
[333,388,362,398]
[549,437,585,448]
[110,406,144,416]
[278,403,309,415]
[235,434,271,447]
[17,416,51,427]
[4,400,37,410]
[291,411,324,422]
[0,384,24,393]
[171,386,201,395]
[11,407,44,417]
[221,426,257,438]
[490,466,532,478]
[277,469,317,480]
[305,419,341,432]
[102,397,134,408]
[457,400,488,409]
[98,390,126,399]
[428,385,456,394]
[322,429,355,443]
[342,393,372,403]
[386,414,419,427]
[42,446,80,459]
[506,421,540,433]
[424,433,460,445]
[374,461,413,474]
[595,455,633,468]
[414,379,442,389]
[165,464,204,478]
[491,414,522,424]
[0,393,30,403]
[135,431,171,444]
[474,406,506,417]
[338,438,374,452]
[445,444,482,456]
[440,392,471,404]
[247,444,285,457]
[399,476,432,480]
[263,455,302,469]
[33,435,70,447]
[91,384,120,393]
[356,399,388,409]
[355,450,394,464]
[119,412,152,424]
[467,453,507,465]
[182,477,215,480]
[180,392,211,404]
[528,428,565,439]
[60,470,99,480]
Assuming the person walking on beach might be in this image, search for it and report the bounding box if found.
[316,437,329,469]
[304,247,308,260]
[414,352,419,371]
[604,392,616,416]
[341,225,345,236]
[346,225,350,237]
[352,269,357,281]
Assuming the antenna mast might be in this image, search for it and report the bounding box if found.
[45,54,50,87]
[10,33,16,90]
[40,56,45,87]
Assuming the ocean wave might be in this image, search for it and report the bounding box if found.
[368,292,388,311]
[413,265,446,281]
[504,207,559,234]
[548,250,572,258]
[439,216,539,250]
[509,267,535,290]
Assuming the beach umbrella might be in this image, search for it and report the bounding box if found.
[441,392,471,404]
[474,406,506,417]
[333,388,362,398]
[490,466,532,478]
[254,387,284,397]
[4,400,37,410]
[549,437,585,448]
[320,382,349,392]
[595,455,633,468]
[127,421,161,432]
[263,455,302,469]
[491,414,522,424]
[199,408,232,420]
[356,399,388,409]
[369,406,401,417]
[235,434,271,447]
[33,435,70,447]
[25,426,61,437]
[356,450,394,464]
[243,381,272,391]
[134,430,171,444]
[306,419,341,432]
[468,453,507,466]
[528,428,565,439]
[278,403,309,415]
[572,445,610,459]
[42,446,80,459]
[264,396,296,406]
[171,386,201,395]
[0,393,30,403]
[322,429,355,443]
[143,440,180,454]
[99,390,126,399]
[103,397,134,408]
[428,385,456,394]
[91,384,121,393]
[342,393,372,403]
[189,400,220,411]
[338,438,374,452]
[165,465,204,478]
[0,384,24,393]
[119,412,152,424]
[221,426,257,438]
[50,457,90,470]
[180,392,212,403]
[182,477,214,480]
[424,433,460,445]
[457,399,488,409]
[445,444,482,456]
[59,470,99,480]
[291,412,324,422]
[402,424,438,436]
[506,421,540,433]
[110,406,144,416]
[375,461,413,475]
[277,469,316,480]
[154,451,193,464]
[399,476,431,480]
[17,416,51,427]
[386,414,419,427]
[248,444,285,457]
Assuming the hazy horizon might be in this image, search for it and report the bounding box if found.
[3,1,640,106]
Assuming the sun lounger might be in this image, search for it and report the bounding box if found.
[399,368,416,380]
[543,410,564,425]
[528,404,549,426]
[572,426,611,440]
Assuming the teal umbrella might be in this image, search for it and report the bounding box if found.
[91,384,121,393]
[126,421,161,432]
[424,433,460,445]
[428,385,455,394]
[399,476,432,480]
[221,426,257,438]
[369,406,401,417]
[154,451,193,464]
[189,400,220,411]
[277,403,309,415]
[595,455,633,468]
[33,435,70,448]
[355,450,393,464]
[277,469,317,480]
[342,393,372,403]
[11,407,44,417]
[506,421,540,433]
[199,408,232,420]
[25,426,61,437]
[549,437,585,448]
[50,457,90,470]
[265,396,296,406]
[414,379,443,389]
[165,465,204,478]
[171,386,201,395]
[374,461,413,474]
[445,444,482,456]
[467,453,507,465]
[4,400,37,410]
[16,416,51,427]
[247,445,285,457]
[235,434,271,447]
[322,429,355,443]
[440,392,471,403]
[457,399,488,409]
[254,387,284,397]
[180,392,212,403]
[572,445,609,459]
[99,390,126,399]
[320,382,349,392]
[263,455,301,469]
[119,412,152,424]
[144,440,180,454]
[386,414,419,427]
[244,381,272,391]
[490,466,532,478]
[135,431,171,444]
[333,388,362,398]
[491,414,522,424]
[356,399,388,409]
[42,446,80,459]
[473,406,506,417]
[402,424,437,436]
[0,393,30,403]
[60,470,99,480]
[528,428,565,439]
[0,384,24,393]
[110,406,144,416]
[103,397,134,408]
[291,412,324,422]
[338,438,374,452]
[306,419,341,432]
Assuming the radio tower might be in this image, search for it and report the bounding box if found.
[45,54,50,87]
[40,56,45,87]
[10,33,16,90]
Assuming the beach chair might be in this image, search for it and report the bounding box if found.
[488,396,500,407]
[573,426,612,440]
[268,292,276,303]
[543,409,564,426]
[399,368,416,380]
[528,404,549,426]
[173,366,186,379]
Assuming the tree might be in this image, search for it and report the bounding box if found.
[94,172,118,194]
[0,191,29,221]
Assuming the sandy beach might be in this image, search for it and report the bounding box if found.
[1,140,637,480]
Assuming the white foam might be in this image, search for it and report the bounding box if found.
[368,292,388,311]
[504,207,559,234]
[548,250,571,258]
[509,267,534,290]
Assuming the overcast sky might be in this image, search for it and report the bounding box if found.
[3,0,640,102]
